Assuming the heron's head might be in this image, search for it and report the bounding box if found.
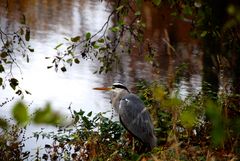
[93,83,130,112]
[112,82,130,93]
[93,82,130,93]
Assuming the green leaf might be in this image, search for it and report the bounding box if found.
[61,66,67,72]
[0,65,4,73]
[74,58,80,64]
[0,77,2,86]
[0,118,8,129]
[99,47,107,52]
[110,26,120,32]
[93,43,100,49]
[85,32,91,40]
[87,111,92,117]
[227,5,235,15]
[98,38,104,43]
[54,43,63,50]
[180,110,196,128]
[71,36,81,42]
[200,31,208,37]
[25,28,30,41]
[1,52,8,58]
[75,109,84,116]
[74,115,79,123]
[152,86,165,101]
[82,116,92,129]
[25,90,32,95]
[10,78,19,90]
[117,19,125,26]
[116,5,124,12]
[64,37,69,41]
[205,100,225,145]
[33,103,62,125]
[152,0,161,6]
[183,5,192,16]
[12,102,29,125]
[16,89,22,95]
[28,46,34,52]
[66,58,73,64]
[135,11,141,16]
[171,12,177,16]
[26,55,30,63]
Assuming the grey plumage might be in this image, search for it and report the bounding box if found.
[110,83,157,150]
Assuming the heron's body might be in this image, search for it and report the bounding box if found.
[94,82,157,150]
[110,83,157,150]
[118,94,157,149]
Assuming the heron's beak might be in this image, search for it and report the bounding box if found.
[93,87,112,91]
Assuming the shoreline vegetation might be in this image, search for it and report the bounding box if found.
[0,81,239,160]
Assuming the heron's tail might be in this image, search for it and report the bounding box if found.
[149,134,157,150]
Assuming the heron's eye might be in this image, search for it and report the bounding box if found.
[112,86,116,89]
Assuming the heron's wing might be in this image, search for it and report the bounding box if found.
[119,94,156,147]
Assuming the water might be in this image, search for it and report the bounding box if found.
[0,0,202,156]
[0,0,113,154]
[0,0,113,112]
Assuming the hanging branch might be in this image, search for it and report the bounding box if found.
[0,24,34,96]
[50,0,145,73]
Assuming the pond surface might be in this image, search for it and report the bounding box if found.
[0,0,202,154]
[0,0,112,114]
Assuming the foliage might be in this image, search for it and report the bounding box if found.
[8,81,234,160]
[0,14,34,97]
[135,80,240,160]
[33,103,63,125]
[31,108,143,160]
[48,0,158,74]
[0,124,30,160]
[0,100,63,130]
[1,85,239,160]
[0,101,65,160]
[12,101,29,126]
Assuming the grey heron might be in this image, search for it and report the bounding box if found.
[93,82,157,151]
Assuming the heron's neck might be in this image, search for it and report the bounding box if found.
[112,89,129,113]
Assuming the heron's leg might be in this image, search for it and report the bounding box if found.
[110,107,114,119]
[132,137,135,153]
